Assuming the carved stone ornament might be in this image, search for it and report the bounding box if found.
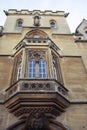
[34,16,40,26]
[23,112,49,130]
[6,112,70,130]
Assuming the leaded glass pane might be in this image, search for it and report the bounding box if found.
[28,60,36,78]
[39,60,46,78]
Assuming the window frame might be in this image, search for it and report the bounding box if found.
[39,60,46,78]
[17,63,22,80]
[27,50,47,79]
[16,19,23,29]
[28,60,36,78]
[50,20,56,29]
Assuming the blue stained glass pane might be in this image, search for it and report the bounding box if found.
[43,64,45,67]
[39,69,42,73]
[34,53,40,58]
[33,69,35,72]
[28,60,36,78]
[39,74,42,78]
[39,64,41,67]
[29,69,32,72]
[29,73,32,77]
[33,74,35,78]
[43,74,46,77]
[39,60,46,78]
[29,64,31,67]
[43,68,46,72]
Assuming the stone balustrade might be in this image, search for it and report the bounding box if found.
[5,79,68,100]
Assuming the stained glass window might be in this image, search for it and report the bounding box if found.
[28,60,46,78]
[28,60,36,78]
[39,60,46,78]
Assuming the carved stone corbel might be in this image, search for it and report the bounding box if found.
[23,112,49,130]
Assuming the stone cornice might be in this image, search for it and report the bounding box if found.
[71,101,87,104]
[1,100,87,105]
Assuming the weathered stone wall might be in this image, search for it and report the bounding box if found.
[0,56,13,90]
[61,56,87,100]
[0,104,17,130]
[58,104,87,130]
[0,10,87,130]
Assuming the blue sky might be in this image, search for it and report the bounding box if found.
[0,0,87,32]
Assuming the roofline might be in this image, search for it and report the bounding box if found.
[75,19,87,33]
[3,9,69,17]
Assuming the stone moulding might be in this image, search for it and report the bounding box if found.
[4,9,66,17]
[4,79,70,118]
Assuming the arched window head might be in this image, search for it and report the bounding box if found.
[26,29,48,39]
[33,34,40,38]
[50,20,56,29]
[18,21,22,27]
[17,19,23,28]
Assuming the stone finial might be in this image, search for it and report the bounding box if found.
[3,10,8,15]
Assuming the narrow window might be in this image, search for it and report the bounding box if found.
[34,16,40,26]
[28,60,46,78]
[17,21,22,28]
[39,60,46,78]
[17,64,21,80]
[53,60,57,80]
[16,19,23,29]
[28,60,36,78]
[50,22,56,29]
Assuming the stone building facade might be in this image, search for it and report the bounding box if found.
[0,9,87,130]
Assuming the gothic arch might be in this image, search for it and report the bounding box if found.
[25,29,49,39]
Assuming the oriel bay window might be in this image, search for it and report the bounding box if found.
[11,48,63,84]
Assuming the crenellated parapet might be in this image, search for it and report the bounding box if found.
[4,9,69,17]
